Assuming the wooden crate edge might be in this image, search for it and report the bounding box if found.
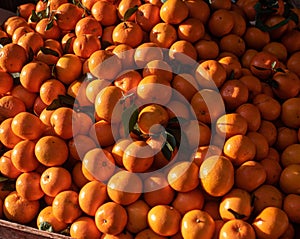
[0,219,72,239]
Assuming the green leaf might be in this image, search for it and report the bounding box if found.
[30,10,41,22]
[0,176,9,183]
[122,104,139,135]
[39,222,54,232]
[40,47,60,57]
[161,143,172,161]
[123,5,138,22]
[165,131,177,150]
[46,99,62,110]
[45,19,54,31]
[227,208,247,220]
[59,94,76,106]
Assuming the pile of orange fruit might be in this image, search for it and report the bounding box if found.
[0,0,300,238]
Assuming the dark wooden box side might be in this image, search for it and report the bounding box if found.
[0,219,72,239]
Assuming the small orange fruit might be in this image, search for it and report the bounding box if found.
[16,172,44,201]
[70,216,101,239]
[37,206,68,232]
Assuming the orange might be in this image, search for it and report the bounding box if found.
[39,79,66,106]
[95,201,128,235]
[279,223,295,239]
[0,43,27,73]
[215,113,248,139]
[275,127,298,152]
[195,39,219,60]
[149,22,177,48]
[279,164,300,194]
[219,219,256,239]
[195,59,227,89]
[10,85,37,110]
[243,27,270,50]
[241,49,257,68]
[142,59,173,82]
[111,138,132,167]
[40,166,72,197]
[172,188,205,215]
[135,228,167,239]
[182,120,211,148]
[219,188,252,221]
[281,97,300,128]
[181,209,215,239]
[199,155,234,197]
[252,207,289,239]
[218,55,242,78]
[68,134,97,161]
[230,10,247,36]
[20,61,51,93]
[11,112,44,140]
[169,40,197,65]
[112,21,143,48]
[35,18,61,40]
[143,172,175,207]
[281,144,300,167]
[35,135,68,166]
[55,54,83,85]
[166,100,191,120]
[160,0,188,24]
[78,181,107,216]
[72,161,89,188]
[50,107,80,140]
[82,148,115,182]
[67,80,93,108]
[0,71,13,95]
[52,190,82,224]
[171,73,198,102]
[252,93,281,121]
[3,191,40,224]
[135,3,161,32]
[15,172,44,201]
[283,194,300,224]
[178,18,205,43]
[148,205,181,237]
[258,120,277,146]
[208,9,234,37]
[137,104,169,135]
[235,160,267,192]
[17,32,44,55]
[55,3,84,32]
[250,51,279,80]
[88,50,122,80]
[112,44,135,70]
[281,29,300,54]
[11,140,39,172]
[101,25,115,47]
[73,34,101,59]
[75,16,103,37]
[252,184,283,214]
[0,150,22,179]
[184,0,210,23]
[61,32,76,54]
[220,79,249,111]
[107,170,142,205]
[4,17,28,38]
[263,42,288,62]
[219,34,246,57]
[91,0,117,26]
[86,79,111,103]
[117,0,141,21]
[137,75,172,105]
[287,51,300,78]
[70,216,101,239]
[94,85,123,124]
[260,158,282,185]
[37,206,68,232]
[134,42,164,68]
[0,118,23,149]
[11,26,34,43]
[167,161,199,192]
[125,199,150,234]
[114,70,142,93]
[192,145,222,167]
[235,103,261,132]
[247,131,269,160]
[101,231,133,239]
[17,3,36,20]
[122,140,154,173]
